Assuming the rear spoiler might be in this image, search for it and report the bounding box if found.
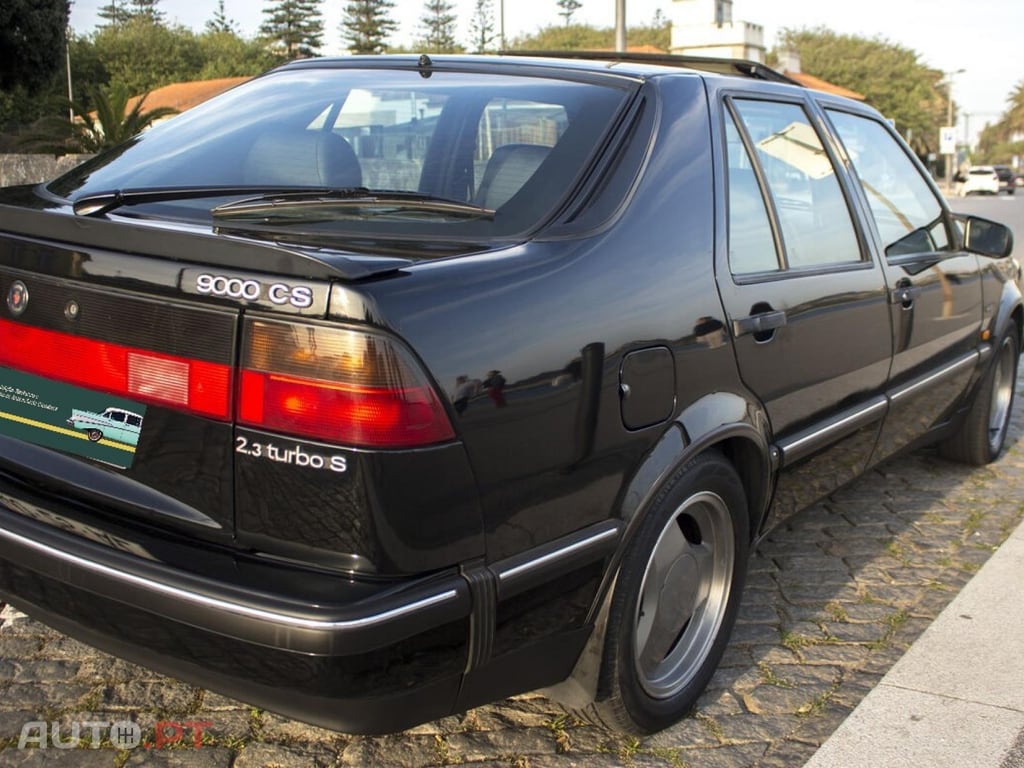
[0,200,412,282]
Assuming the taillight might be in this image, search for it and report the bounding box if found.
[238,318,454,448]
[0,317,231,418]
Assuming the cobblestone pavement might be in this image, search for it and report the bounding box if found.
[2,374,1024,768]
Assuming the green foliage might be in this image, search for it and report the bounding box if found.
[341,0,398,54]
[468,0,498,53]
[772,27,945,155]
[205,0,238,35]
[418,0,460,53]
[198,31,276,79]
[128,0,164,25]
[511,23,612,51]
[91,17,205,97]
[260,0,325,59]
[97,0,131,27]
[0,0,71,93]
[556,0,582,26]
[21,83,178,154]
[509,18,670,52]
[975,78,1024,164]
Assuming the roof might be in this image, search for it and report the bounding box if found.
[127,76,251,115]
[782,70,865,100]
[501,51,798,84]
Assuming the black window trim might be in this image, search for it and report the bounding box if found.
[817,103,960,260]
[720,92,874,284]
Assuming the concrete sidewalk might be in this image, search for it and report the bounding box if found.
[803,519,1024,768]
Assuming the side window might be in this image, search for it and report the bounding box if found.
[826,110,950,257]
[732,99,863,269]
[725,110,781,274]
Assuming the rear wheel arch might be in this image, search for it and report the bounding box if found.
[545,413,772,717]
[580,449,750,732]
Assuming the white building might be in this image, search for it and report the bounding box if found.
[670,0,766,62]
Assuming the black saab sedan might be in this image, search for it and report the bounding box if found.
[0,53,1017,736]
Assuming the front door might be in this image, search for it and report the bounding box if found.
[823,108,983,463]
[715,95,892,526]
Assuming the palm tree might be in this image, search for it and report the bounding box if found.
[22,83,178,154]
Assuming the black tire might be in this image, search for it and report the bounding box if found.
[583,451,749,734]
[940,325,1019,465]
[87,429,103,442]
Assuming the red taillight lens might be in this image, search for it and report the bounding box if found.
[0,318,231,418]
[239,318,454,448]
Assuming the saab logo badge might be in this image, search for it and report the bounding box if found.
[195,273,313,309]
[7,280,27,316]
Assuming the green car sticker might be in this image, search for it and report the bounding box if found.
[0,366,147,469]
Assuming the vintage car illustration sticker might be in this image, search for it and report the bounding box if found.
[0,366,146,469]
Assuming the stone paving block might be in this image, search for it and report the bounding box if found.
[0,711,41,742]
[644,714,721,749]
[0,749,120,767]
[0,637,44,659]
[757,737,820,767]
[258,712,348,747]
[694,689,745,718]
[194,709,252,746]
[98,682,200,714]
[10,662,80,685]
[123,746,234,766]
[1,684,96,715]
[233,741,339,767]
[675,742,768,768]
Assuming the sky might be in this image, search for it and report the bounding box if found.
[67,0,1023,147]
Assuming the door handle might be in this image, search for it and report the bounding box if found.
[889,285,921,309]
[732,309,787,338]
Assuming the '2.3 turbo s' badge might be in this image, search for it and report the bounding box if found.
[7,280,28,316]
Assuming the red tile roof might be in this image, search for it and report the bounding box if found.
[783,71,865,100]
[127,77,252,114]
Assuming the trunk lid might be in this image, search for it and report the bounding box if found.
[0,204,380,547]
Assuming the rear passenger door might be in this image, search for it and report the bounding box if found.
[823,107,983,463]
[714,95,892,526]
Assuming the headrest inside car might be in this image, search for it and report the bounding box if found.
[243,130,363,189]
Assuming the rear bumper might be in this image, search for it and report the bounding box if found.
[0,503,472,734]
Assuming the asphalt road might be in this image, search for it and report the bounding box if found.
[0,192,1022,767]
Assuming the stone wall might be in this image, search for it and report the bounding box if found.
[0,154,93,187]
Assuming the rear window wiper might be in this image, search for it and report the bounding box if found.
[210,189,496,221]
[71,186,352,217]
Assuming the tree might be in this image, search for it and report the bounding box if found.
[418,0,459,53]
[771,27,945,156]
[22,84,178,154]
[511,23,611,51]
[198,29,276,79]
[0,0,71,134]
[468,0,497,52]
[205,0,238,34]
[556,0,582,26]
[0,0,71,94]
[341,0,398,55]
[91,17,205,98]
[128,0,164,24]
[97,0,131,27]
[260,0,325,59]
[975,78,1024,163]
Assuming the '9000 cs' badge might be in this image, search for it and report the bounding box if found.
[7,280,27,315]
